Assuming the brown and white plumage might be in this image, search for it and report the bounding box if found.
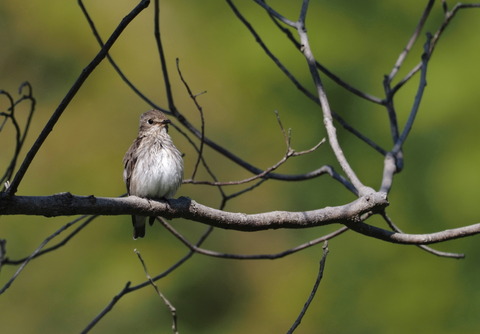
[123,110,183,239]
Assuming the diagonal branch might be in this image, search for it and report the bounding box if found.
[0,192,389,231]
[5,0,151,196]
[287,241,329,333]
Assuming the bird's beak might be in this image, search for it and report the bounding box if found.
[161,119,171,125]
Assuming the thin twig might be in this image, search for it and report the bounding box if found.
[265,3,383,104]
[154,0,175,112]
[176,58,206,180]
[3,215,96,265]
[184,138,325,186]
[387,0,435,81]
[159,217,347,259]
[332,111,387,156]
[80,282,132,334]
[392,34,431,155]
[391,3,480,94]
[0,82,36,188]
[287,241,329,333]
[135,249,178,334]
[81,226,214,333]
[0,216,87,295]
[223,179,267,202]
[381,34,432,193]
[226,0,318,103]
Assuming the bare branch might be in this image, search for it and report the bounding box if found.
[381,34,432,193]
[5,193,479,245]
[0,82,36,188]
[81,227,213,333]
[154,0,175,112]
[184,137,325,186]
[391,3,480,94]
[291,7,369,194]
[135,249,178,334]
[386,0,435,81]
[0,215,89,295]
[392,34,431,155]
[380,212,464,259]
[80,282,132,334]
[3,215,96,265]
[265,5,383,104]
[5,0,151,196]
[253,0,298,27]
[287,241,329,334]
[345,220,480,245]
[159,217,347,259]
[226,0,317,103]
[176,58,206,180]
[0,192,389,231]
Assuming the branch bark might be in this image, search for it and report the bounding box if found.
[2,193,479,245]
[0,192,388,231]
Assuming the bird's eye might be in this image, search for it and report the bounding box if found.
[147,119,154,125]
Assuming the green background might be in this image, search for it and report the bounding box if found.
[1,1,479,333]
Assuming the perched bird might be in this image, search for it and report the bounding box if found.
[123,110,184,239]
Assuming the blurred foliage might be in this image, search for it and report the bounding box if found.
[1,1,480,333]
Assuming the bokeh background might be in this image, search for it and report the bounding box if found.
[1,1,480,333]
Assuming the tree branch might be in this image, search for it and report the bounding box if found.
[2,193,477,245]
[5,0,151,196]
[345,220,480,245]
[0,192,388,231]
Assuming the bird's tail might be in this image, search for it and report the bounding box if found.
[132,215,146,239]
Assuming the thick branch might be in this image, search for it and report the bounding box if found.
[2,194,478,245]
[0,192,388,231]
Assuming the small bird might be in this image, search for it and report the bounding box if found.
[123,110,184,239]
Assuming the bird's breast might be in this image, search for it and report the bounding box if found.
[129,141,183,198]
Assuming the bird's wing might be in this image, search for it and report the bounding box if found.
[123,137,143,194]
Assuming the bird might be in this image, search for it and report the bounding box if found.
[123,110,184,239]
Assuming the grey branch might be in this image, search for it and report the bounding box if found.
[346,220,480,245]
[0,192,387,231]
[1,193,479,245]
